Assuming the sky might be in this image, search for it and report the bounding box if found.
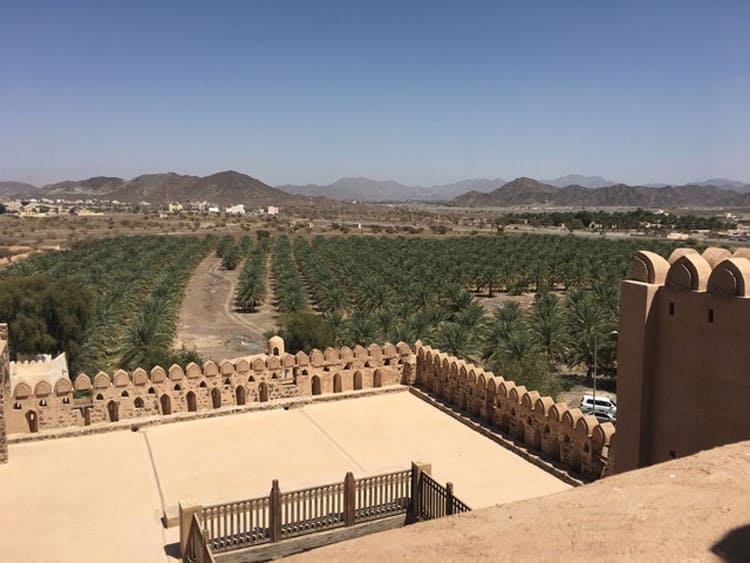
[1,0,749,187]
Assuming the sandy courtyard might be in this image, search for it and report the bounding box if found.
[0,392,569,562]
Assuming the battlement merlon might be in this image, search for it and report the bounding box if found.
[616,247,750,474]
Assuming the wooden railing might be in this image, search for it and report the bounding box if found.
[203,497,271,552]
[279,480,346,539]
[181,463,467,561]
[417,473,471,521]
[354,469,411,522]
[184,513,216,563]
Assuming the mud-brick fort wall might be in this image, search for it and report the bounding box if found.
[5,336,410,435]
[617,247,750,472]
[414,343,616,479]
[0,323,9,463]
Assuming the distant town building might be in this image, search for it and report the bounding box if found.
[226,204,246,215]
[168,202,184,213]
[267,206,280,216]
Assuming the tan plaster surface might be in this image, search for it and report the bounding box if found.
[146,392,569,516]
[289,440,750,563]
[0,431,169,563]
[0,392,568,562]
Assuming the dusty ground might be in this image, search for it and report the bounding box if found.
[0,392,569,562]
[289,439,750,563]
[175,254,278,360]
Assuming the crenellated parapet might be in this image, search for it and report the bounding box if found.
[616,246,750,473]
[414,343,614,480]
[6,338,413,436]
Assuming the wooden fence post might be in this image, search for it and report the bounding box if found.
[446,482,454,516]
[409,461,431,523]
[270,479,282,542]
[179,501,203,558]
[344,471,356,526]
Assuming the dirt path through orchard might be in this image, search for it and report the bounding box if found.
[175,254,277,361]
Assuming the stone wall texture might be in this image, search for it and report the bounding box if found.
[414,343,615,480]
[616,246,750,472]
[5,339,409,436]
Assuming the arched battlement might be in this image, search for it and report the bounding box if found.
[13,382,31,399]
[54,378,72,396]
[34,380,52,397]
[486,377,498,396]
[309,349,324,366]
[396,342,411,356]
[282,354,295,368]
[666,253,711,292]
[220,359,236,375]
[93,372,111,389]
[548,403,569,423]
[324,348,339,362]
[498,380,515,400]
[701,247,732,268]
[353,345,368,360]
[592,422,616,450]
[707,258,750,298]
[477,372,487,390]
[113,369,130,387]
[185,362,201,379]
[235,359,249,373]
[382,342,397,357]
[668,247,699,264]
[574,414,600,440]
[367,343,383,359]
[630,250,670,285]
[74,374,91,391]
[268,335,285,357]
[168,365,184,381]
[560,408,583,429]
[508,385,527,405]
[252,358,266,372]
[533,396,554,417]
[203,361,218,377]
[295,351,309,366]
[339,346,354,361]
[132,368,147,385]
[521,390,540,411]
[150,366,166,383]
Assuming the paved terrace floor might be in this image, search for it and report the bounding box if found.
[0,391,569,562]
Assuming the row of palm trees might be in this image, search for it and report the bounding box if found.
[272,235,308,314]
[235,237,270,313]
[12,235,215,375]
[277,234,688,396]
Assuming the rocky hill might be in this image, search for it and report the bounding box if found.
[0,181,39,198]
[454,177,750,208]
[40,170,299,206]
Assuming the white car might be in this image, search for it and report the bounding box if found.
[580,395,617,419]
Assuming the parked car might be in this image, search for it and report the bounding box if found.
[580,395,617,420]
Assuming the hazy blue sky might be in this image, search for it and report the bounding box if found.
[1,1,749,186]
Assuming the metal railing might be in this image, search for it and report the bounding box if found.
[418,473,471,521]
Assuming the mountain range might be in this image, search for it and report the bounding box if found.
[454,177,750,208]
[277,177,508,201]
[2,171,750,208]
[23,171,303,206]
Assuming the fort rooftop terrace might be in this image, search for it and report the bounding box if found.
[0,391,569,563]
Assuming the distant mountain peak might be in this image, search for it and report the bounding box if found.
[545,174,618,188]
